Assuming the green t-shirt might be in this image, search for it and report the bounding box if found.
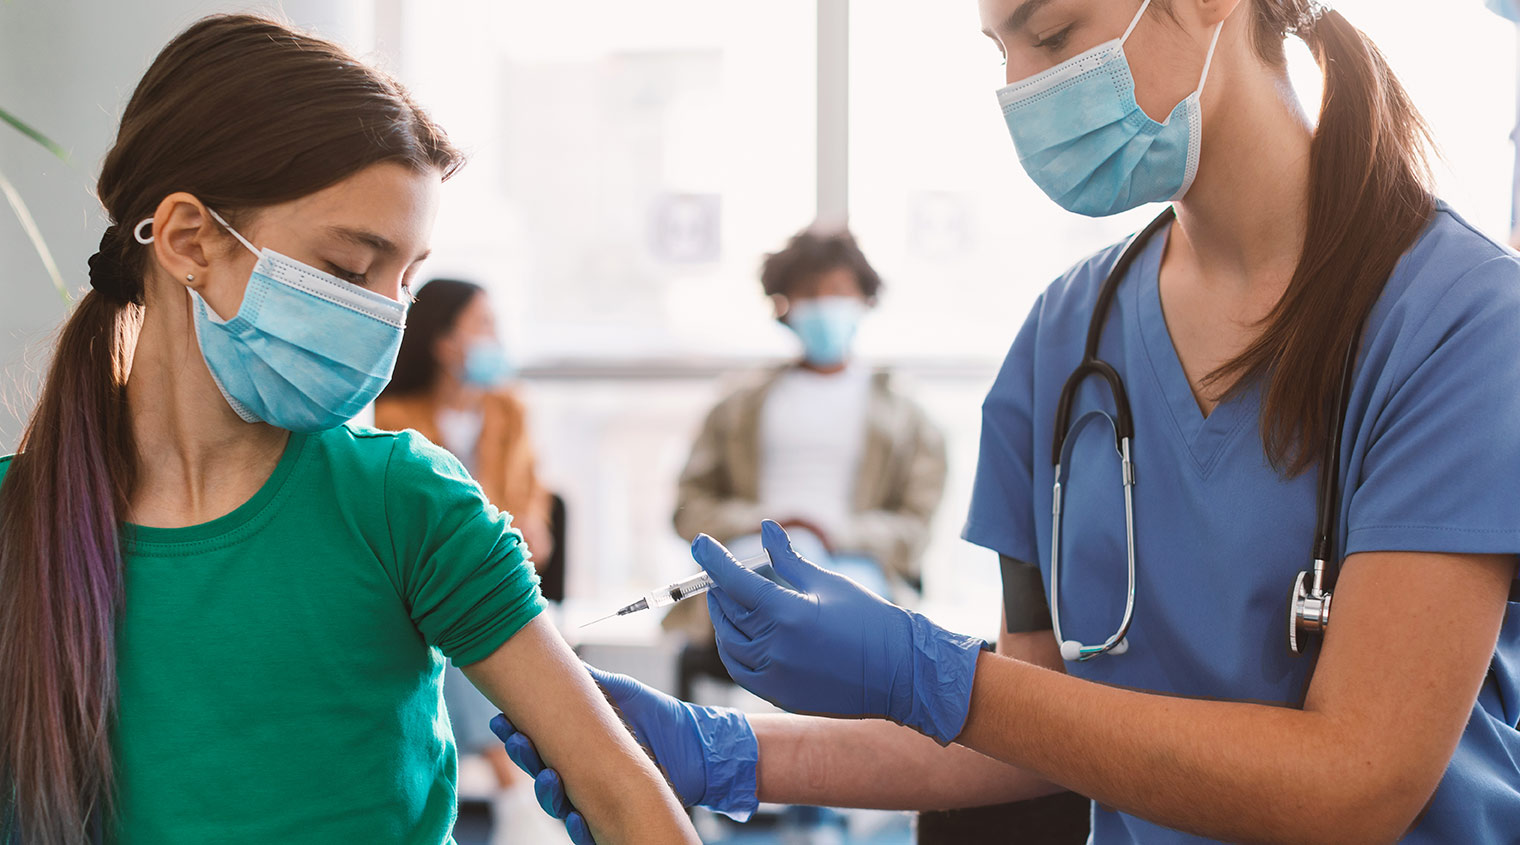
[0,425,545,843]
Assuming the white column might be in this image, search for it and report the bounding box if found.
[816,0,850,228]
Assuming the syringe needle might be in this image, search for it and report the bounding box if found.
[579,612,619,629]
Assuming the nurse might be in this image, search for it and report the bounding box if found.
[500,0,1520,842]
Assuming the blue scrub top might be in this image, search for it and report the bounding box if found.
[963,203,1520,844]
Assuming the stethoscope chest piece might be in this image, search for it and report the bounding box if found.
[1288,563,1333,655]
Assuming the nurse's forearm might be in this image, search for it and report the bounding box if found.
[750,713,1062,810]
[955,551,1515,844]
[959,656,1341,842]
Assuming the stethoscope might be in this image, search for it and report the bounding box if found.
[1049,206,1360,661]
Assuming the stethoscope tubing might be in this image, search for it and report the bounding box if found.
[1049,205,1358,660]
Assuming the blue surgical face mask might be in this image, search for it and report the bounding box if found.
[1489,0,1520,21]
[462,339,515,388]
[996,0,1223,217]
[183,208,408,432]
[787,296,867,367]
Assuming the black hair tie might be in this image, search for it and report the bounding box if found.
[87,225,140,305]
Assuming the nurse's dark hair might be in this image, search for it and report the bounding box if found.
[381,277,486,398]
[1163,0,1434,474]
[0,15,462,844]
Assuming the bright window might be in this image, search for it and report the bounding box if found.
[398,0,818,364]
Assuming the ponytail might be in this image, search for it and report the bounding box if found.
[1213,3,1435,474]
[0,286,140,843]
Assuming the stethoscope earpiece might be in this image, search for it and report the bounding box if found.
[1060,640,1083,662]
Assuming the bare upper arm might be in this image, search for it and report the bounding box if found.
[461,616,698,844]
[1305,551,1516,828]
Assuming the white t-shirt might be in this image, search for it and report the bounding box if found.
[756,364,872,539]
[435,407,485,474]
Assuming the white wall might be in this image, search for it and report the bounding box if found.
[0,0,377,451]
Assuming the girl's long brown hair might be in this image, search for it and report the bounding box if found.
[0,15,461,843]
[1195,1,1436,474]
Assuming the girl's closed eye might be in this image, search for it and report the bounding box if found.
[1033,24,1074,52]
[327,262,367,284]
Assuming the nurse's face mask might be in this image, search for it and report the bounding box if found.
[996,0,1224,217]
[160,208,408,432]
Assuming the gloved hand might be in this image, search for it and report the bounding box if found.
[698,520,988,745]
[489,713,594,845]
[489,666,759,843]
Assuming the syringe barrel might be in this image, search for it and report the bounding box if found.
[644,552,770,609]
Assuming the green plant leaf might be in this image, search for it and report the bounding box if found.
[0,164,71,304]
[0,105,68,162]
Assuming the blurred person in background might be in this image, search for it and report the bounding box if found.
[666,224,947,843]
[376,278,554,564]
[671,226,947,605]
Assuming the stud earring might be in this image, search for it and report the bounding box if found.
[186,274,195,282]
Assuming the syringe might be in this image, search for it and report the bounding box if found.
[580,552,772,627]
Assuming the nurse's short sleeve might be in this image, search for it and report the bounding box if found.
[963,297,1044,566]
[384,430,546,666]
[1347,255,1520,564]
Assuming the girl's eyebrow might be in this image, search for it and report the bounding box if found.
[983,0,1056,38]
[325,225,431,263]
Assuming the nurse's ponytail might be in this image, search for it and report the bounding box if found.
[0,15,461,843]
[1213,1,1435,475]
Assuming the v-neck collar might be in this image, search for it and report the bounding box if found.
[1131,220,1254,478]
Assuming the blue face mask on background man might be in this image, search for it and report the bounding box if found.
[787,296,867,367]
[175,208,408,432]
[996,0,1223,217]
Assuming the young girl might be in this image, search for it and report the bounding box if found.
[0,15,697,845]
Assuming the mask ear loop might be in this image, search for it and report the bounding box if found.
[1194,20,1225,97]
[204,207,262,259]
[1120,0,1225,97]
[1120,0,1155,45]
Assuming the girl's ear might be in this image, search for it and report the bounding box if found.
[148,192,217,290]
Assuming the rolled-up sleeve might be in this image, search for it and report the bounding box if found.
[384,430,546,666]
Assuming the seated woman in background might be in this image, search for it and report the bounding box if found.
[0,15,694,845]
[376,278,554,562]
[374,279,554,803]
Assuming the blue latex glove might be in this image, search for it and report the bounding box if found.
[489,713,594,845]
[488,666,759,843]
[699,520,988,745]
